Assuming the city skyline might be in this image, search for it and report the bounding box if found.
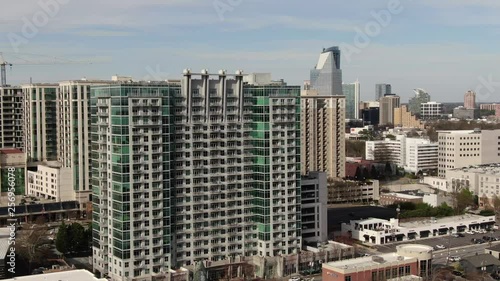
[0,1,500,103]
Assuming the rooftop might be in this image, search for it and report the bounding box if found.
[381,192,423,200]
[2,269,106,281]
[323,253,413,271]
[451,163,500,175]
[461,254,500,267]
[400,214,491,229]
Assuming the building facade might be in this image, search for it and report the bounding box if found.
[301,172,328,243]
[464,90,476,109]
[437,129,500,178]
[91,71,302,280]
[361,107,380,126]
[301,89,346,179]
[310,47,343,96]
[379,95,400,126]
[58,80,112,208]
[22,84,59,162]
[453,106,479,120]
[408,88,430,115]
[342,80,360,119]
[420,102,442,119]
[379,193,423,206]
[0,87,23,149]
[394,105,424,129]
[322,244,433,281]
[0,148,25,195]
[26,162,73,201]
[375,84,391,101]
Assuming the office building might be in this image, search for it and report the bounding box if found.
[464,90,476,109]
[0,87,23,149]
[323,244,433,281]
[0,148,25,195]
[91,71,302,280]
[22,83,58,162]
[480,104,500,111]
[379,95,400,126]
[420,102,442,119]
[394,105,424,129]
[361,107,380,126]
[310,46,343,96]
[437,129,500,178]
[408,88,430,115]
[453,106,479,120]
[342,80,360,119]
[375,84,391,101]
[301,89,346,179]
[301,172,327,243]
[26,162,73,201]
[366,136,438,173]
[58,79,112,209]
[342,214,494,245]
[379,192,423,206]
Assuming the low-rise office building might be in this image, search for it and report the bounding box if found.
[453,106,479,120]
[379,193,423,206]
[341,214,495,245]
[26,162,73,201]
[0,148,25,195]
[420,102,442,119]
[322,244,433,281]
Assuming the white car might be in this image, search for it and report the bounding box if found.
[435,245,446,249]
[448,256,461,262]
[465,230,474,235]
[289,277,301,281]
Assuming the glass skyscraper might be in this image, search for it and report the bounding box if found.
[375,84,391,101]
[342,80,360,119]
[310,47,343,96]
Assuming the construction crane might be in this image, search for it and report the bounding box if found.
[0,52,96,87]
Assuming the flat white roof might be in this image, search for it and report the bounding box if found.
[323,253,413,272]
[400,214,493,229]
[382,193,422,200]
[451,163,500,175]
[3,270,106,281]
[354,218,389,225]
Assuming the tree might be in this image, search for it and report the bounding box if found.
[17,216,50,273]
[454,188,474,214]
[56,222,69,254]
[69,223,87,253]
[385,134,396,141]
[492,195,500,215]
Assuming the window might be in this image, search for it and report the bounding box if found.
[344,276,351,281]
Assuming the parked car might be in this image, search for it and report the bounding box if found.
[435,244,446,249]
[465,230,474,235]
[475,239,485,244]
[452,233,464,238]
[448,256,461,262]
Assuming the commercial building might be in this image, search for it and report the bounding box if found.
[379,193,423,206]
[26,162,73,201]
[437,129,500,178]
[445,164,500,208]
[464,90,476,109]
[310,46,343,96]
[322,244,433,281]
[301,172,328,243]
[361,107,380,126]
[58,79,113,208]
[0,148,25,195]
[459,254,500,275]
[0,87,23,149]
[91,71,302,280]
[301,89,345,179]
[420,102,442,119]
[394,105,424,129]
[341,214,495,245]
[22,83,58,162]
[408,88,430,115]
[366,136,437,173]
[327,180,379,204]
[379,94,400,125]
[342,80,360,119]
[453,106,479,120]
[375,84,392,101]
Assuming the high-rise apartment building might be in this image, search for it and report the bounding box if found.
[375,84,391,101]
[437,129,500,178]
[310,47,343,96]
[301,89,346,179]
[379,94,400,125]
[91,71,302,280]
[22,84,58,162]
[408,88,430,115]
[342,80,360,119]
[58,80,112,208]
[464,90,476,109]
[0,87,23,149]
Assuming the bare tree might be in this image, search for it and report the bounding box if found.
[17,216,51,273]
[492,195,500,215]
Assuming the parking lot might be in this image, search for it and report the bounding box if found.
[375,231,499,253]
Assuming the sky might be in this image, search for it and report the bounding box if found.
[1,0,500,103]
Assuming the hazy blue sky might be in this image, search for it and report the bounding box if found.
[1,0,500,102]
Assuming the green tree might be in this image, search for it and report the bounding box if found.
[69,223,86,253]
[56,222,69,254]
[455,188,474,214]
[386,134,396,140]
